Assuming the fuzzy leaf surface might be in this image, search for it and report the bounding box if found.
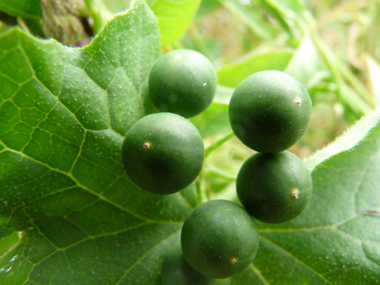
[0,1,198,284]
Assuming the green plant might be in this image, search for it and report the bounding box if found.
[181,199,259,279]
[122,112,204,195]
[236,151,313,224]
[229,70,312,153]
[0,0,380,284]
[149,49,217,118]
[161,241,231,285]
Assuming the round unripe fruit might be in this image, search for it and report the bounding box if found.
[181,200,259,279]
[228,70,312,153]
[149,49,217,118]
[122,113,204,195]
[161,242,231,285]
[236,151,313,224]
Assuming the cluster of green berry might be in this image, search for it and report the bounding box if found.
[121,49,313,284]
[122,49,214,195]
[230,70,314,224]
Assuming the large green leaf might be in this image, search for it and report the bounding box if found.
[217,48,294,88]
[0,1,197,284]
[0,0,41,19]
[151,0,202,46]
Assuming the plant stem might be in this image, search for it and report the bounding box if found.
[303,12,373,115]
[338,63,375,108]
[261,0,299,41]
[204,131,235,158]
[84,0,103,34]
[17,17,45,37]
[260,0,374,114]
[196,176,208,205]
[187,25,212,59]
[205,166,237,181]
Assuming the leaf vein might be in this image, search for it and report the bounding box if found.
[259,235,334,284]
[250,263,270,285]
[115,229,180,285]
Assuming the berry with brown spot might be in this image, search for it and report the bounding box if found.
[236,151,313,224]
[229,70,312,153]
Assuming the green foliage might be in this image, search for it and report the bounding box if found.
[0,0,41,19]
[216,49,294,88]
[0,0,380,284]
[150,0,202,46]
[122,113,204,195]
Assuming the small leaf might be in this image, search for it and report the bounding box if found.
[217,48,294,88]
[264,0,306,17]
[285,36,320,87]
[151,0,202,46]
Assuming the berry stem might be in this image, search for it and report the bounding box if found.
[84,0,104,34]
[303,12,374,114]
[205,166,237,181]
[196,176,208,205]
[262,0,375,114]
[204,131,235,158]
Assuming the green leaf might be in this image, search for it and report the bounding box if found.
[195,0,221,20]
[217,48,294,88]
[234,110,380,284]
[263,0,306,18]
[151,0,202,46]
[0,232,19,256]
[285,36,321,87]
[102,0,202,47]
[305,110,380,172]
[0,0,41,20]
[0,0,197,283]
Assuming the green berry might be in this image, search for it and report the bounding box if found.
[236,151,313,224]
[161,242,231,285]
[228,70,312,153]
[149,49,217,118]
[181,200,259,279]
[122,113,204,195]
